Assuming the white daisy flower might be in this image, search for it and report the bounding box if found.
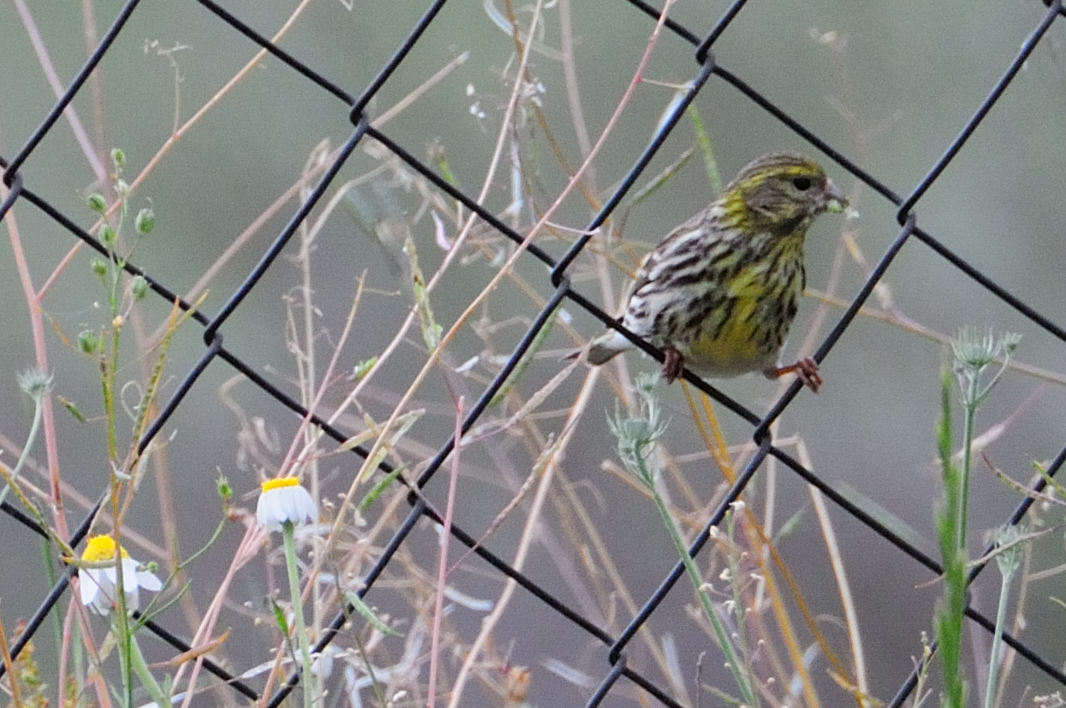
[256,477,317,532]
[79,535,162,615]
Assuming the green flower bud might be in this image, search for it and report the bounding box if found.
[91,257,108,278]
[87,193,107,214]
[351,357,377,380]
[130,275,148,300]
[77,330,99,354]
[110,148,125,169]
[98,224,116,249]
[217,474,233,502]
[135,208,154,236]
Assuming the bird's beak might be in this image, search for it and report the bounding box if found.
[824,179,848,213]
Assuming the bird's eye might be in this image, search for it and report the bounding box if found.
[792,176,812,191]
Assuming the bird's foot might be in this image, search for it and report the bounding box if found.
[661,347,685,384]
[765,358,822,393]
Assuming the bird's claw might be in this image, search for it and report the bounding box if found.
[661,347,685,384]
[766,358,822,393]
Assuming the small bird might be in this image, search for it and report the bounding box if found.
[582,152,848,391]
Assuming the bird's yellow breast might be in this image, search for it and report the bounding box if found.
[684,295,762,373]
[680,250,801,377]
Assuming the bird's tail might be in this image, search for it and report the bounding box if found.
[584,330,632,366]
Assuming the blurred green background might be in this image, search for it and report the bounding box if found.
[1,1,1065,706]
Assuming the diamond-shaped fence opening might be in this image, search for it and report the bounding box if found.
[2,1,1066,706]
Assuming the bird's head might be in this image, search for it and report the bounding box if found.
[722,152,848,236]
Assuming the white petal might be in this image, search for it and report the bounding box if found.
[137,570,163,592]
[277,491,302,524]
[79,569,101,606]
[291,486,317,523]
[256,485,317,531]
[257,490,289,530]
[256,492,279,529]
[82,568,118,615]
[125,588,141,613]
[121,558,141,592]
[92,594,113,615]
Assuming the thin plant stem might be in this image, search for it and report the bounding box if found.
[0,384,44,507]
[0,159,68,541]
[808,486,868,701]
[282,522,314,708]
[937,370,966,708]
[446,376,592,708]
[682,383,853,706]
[0,602,23,708]
[427,397,464,708]
[938,328,1020,708]
[647,483,756,707]
[112,562,134,708]
[984,526,1021,708]
[984,571,1010,708]
[958,371,980,551]
[612,378,756,706]
[127,630,167,708]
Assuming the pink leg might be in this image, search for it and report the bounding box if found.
[765,357,822,393]
[661,347,685,384]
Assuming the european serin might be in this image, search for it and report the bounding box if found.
[584,152,847,391]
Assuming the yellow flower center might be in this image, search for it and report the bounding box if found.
[261,477,301,493]
[81,535,129,562]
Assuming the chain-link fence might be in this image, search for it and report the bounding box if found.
[2,1,1066,706]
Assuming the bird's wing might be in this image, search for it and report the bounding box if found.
[630,210,713,294]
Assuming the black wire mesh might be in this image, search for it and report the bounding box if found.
[1,1,1065,706]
